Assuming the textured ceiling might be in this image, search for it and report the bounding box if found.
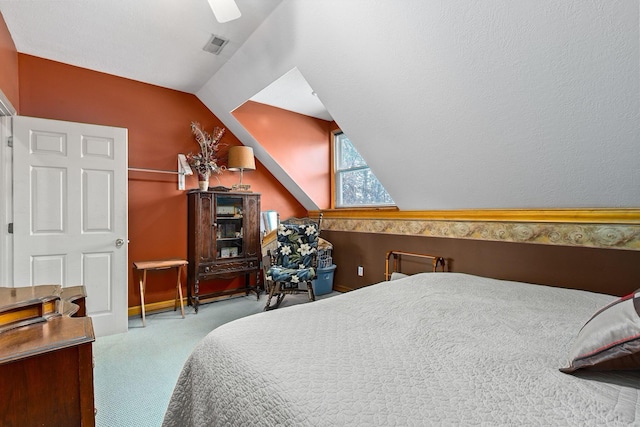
[0,0,331,119]
[196,1,640,211]
[0,0,281,94]
[3,1,637,212]
[249,68,333,121]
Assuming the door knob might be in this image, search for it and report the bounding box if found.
[115,238,126,247]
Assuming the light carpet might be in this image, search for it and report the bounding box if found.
[93,291,339,427]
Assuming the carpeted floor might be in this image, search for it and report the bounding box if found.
[93,291,339,427]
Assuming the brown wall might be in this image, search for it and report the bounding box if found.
[16,54,306,308]
[233,101,331,209]
[324,230,640,297]
[0,12,19,111]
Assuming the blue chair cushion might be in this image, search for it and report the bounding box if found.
[267,266,316,284]
[266,221,319,286]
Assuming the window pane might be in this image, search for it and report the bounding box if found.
[338,169,395,206]
[337,133,367,169]
[334,131,395,207]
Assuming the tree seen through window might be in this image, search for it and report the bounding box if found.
[334,132,394,207]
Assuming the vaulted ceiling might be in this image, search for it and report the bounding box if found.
[0,0,280,94]
[0,0,329,120]
[1,1,638,211]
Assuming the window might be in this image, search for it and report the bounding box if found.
[333,131,395,207]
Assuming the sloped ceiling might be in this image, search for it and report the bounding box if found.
[0,0,283,94]
[198,0,640,211]
[250,68,332,121]
[1,1,638,211]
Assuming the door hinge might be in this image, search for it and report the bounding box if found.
[7,136,12,147]
[7,223,13,234]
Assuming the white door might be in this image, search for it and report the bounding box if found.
[12,116,128,337]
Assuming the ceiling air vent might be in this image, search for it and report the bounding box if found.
[203,34,229,55]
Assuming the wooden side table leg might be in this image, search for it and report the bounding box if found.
[139,269,147,327]
[174,271,179,312]
[176,265,185,318]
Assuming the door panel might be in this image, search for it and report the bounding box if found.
[32,255,64,285]
[13,116,128,337]
[83,252,112,314]
[83,169,113,231]
[32,166,65,232]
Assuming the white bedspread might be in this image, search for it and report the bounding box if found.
[163,273,640,426]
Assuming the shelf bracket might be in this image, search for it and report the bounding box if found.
[178,154,193,190]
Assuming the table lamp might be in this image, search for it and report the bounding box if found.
[227,146,256,191]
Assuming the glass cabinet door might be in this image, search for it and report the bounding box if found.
[214,195,244,259]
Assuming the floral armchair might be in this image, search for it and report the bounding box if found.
[263,216,322,311]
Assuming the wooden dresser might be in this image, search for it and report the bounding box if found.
[0,285,95,427]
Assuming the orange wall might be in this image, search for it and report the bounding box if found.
[233,101,331,209]
[0,12,19,111]
[17,54,306,307]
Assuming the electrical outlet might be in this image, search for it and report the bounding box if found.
[357,266,364,276]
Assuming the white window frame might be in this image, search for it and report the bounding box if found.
[333,131,395,208]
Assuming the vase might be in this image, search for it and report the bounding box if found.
[197,172,210,191]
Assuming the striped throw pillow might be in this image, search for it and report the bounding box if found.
[561,289,640,373]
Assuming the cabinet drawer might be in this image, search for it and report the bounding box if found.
[198,259,259,277]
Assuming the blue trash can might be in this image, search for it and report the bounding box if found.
[312,264,336,296]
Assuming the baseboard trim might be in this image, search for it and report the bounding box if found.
[127,292,259,317]
[128,299,182,317]
[333,285,352,293]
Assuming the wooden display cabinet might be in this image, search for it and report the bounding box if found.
[187,190,261,312]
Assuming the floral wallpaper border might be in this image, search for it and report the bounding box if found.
[321,218,640,251]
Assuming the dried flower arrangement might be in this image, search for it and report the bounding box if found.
[186,122,226,179]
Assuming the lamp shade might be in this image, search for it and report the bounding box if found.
[227,146,256,171]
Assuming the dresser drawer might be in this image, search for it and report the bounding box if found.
[198,259,259,278]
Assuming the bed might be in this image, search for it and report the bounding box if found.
[163,252,640,426]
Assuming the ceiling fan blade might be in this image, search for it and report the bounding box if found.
[207,0,242,23]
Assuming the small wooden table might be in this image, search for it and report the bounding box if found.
[133,259,188,327]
